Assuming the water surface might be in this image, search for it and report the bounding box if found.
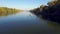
[0,11,60,34]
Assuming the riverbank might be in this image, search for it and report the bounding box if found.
[0,7,22,16]
[30,0,60,23]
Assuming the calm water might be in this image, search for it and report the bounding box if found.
[0,11,60,34]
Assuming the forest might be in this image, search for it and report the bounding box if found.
[30,0,60,23]
[0,7,21,16]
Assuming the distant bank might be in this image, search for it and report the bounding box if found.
[0,7,22,16]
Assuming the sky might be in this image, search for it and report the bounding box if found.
[0,0,51,10]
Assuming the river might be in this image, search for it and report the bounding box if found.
[0,11,60,34]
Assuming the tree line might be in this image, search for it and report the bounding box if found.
[0,7,21,16]
[30,0,60,23]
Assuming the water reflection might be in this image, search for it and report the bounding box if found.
[0,11,60,34]
[46,21,60,34]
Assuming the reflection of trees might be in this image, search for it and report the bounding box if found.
[0,7,20,16]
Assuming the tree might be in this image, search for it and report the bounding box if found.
[40,5,46,12]
[0,7,20,16]
[47,0,57,6]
